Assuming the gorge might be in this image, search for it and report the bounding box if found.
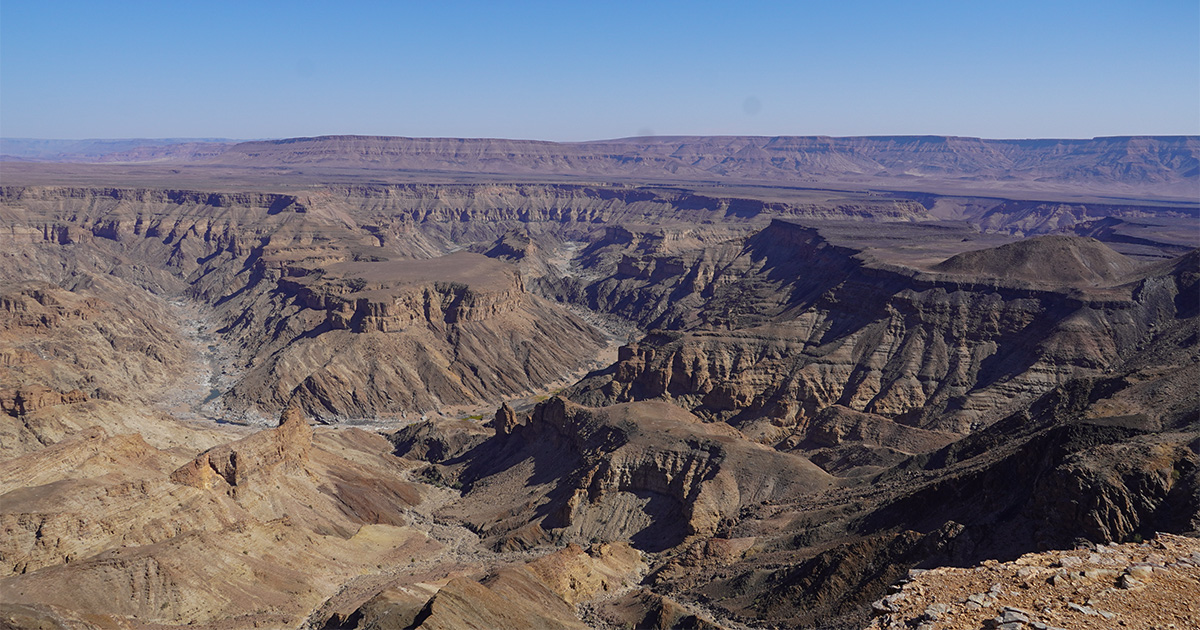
[0,135,1197,629]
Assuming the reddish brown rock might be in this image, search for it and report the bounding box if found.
[0,387,87,417]
[170,406,312,490]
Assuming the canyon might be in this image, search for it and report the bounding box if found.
[0,135,1197,629]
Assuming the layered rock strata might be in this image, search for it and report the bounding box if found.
[0,408,431,628]
[436,397,833,552]
[0,177,1196,629]
[566,222,1196,442]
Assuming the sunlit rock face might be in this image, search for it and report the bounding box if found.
[0,141,1196,630]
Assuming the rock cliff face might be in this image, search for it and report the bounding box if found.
[219,250,610,420]
[277,252,527,332]
[170,406,313,490]
[0,387,87,418]
[436,398,833,552]
[0,280,189,435]
[0,184,938,422]
[566,221,1194,441]
[0,168,1196,630]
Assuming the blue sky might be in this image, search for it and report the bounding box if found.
[2,1,1197,140]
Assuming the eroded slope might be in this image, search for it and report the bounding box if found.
[0,178,1196,630]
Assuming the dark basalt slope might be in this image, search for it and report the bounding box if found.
[932,234,1142,285]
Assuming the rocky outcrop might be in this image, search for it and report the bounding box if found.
[568,222,1197,435]
[591,590,722,630]
[170,407,312,490]
[0,387,87,417]
[223,251,609,420]
[440,398,832,552]
[0,280,190,418]
[406,574,589,630]
[699,523,967,629]
[483,228,537,261]
[566,220,861,330]
[523,541,644,606]
[1,411,431,627]
[280,252,529,333]
[786,404,959,475]
[867,533,1200,630]
[1028,437,1199,544]
[493,402,519,437]
[389,417,491,463]
[345,541,643,630]
[853,377,1198,557]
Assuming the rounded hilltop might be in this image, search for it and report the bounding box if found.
[932,235,1142,285]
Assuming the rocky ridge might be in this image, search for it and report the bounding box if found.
[565,221,1195,447]
[867,533,1200,630]
[222,248,610,421]
[16,134,1192,198]
[0,168,1196,629]
[932,235,1143,285]
[0,406,441,628]
[434,398,834,553]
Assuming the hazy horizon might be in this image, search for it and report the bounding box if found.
[2,1,1197,141]
[5,132,1200,145]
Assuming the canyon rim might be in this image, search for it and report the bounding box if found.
[0,134,1198,630]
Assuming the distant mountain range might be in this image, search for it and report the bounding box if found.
[0,137,242,161]
[3,134,1197,199]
